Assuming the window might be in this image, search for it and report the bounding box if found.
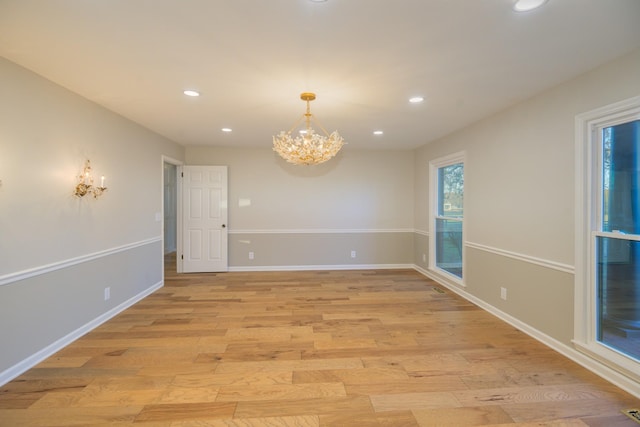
[575,96,640,382]
[430,152,464,282]
[596,120,640,361]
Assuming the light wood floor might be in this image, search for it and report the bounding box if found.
[1,259,638,426]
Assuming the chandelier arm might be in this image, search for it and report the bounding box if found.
[309,116,333,137]
[286,114,306,134]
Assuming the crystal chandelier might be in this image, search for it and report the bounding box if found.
[273,92,345,165]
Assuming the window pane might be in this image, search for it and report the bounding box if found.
[438,163,464,217]
[597,119,640,361]
[602,120,640,233]
[435,218,463,278]
[596,236,640,361]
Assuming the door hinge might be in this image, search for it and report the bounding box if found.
[181,254,184,260]
[181,172,184,177]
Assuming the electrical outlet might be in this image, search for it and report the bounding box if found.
[249,251,254,260]
[500,287,507,300]
[351,250,356,258]
[422,253,426,263]
[104,287,111,301]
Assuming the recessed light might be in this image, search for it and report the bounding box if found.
[409,96,424,104]
[373,130,384,135]
[183,90,200,97]
[221,128,232,133]
[513,0,548,12]
[309,0,327,2]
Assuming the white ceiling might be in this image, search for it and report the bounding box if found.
[1,0,640,151]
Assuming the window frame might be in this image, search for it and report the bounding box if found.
[575,96,640,382]
[429,151,465,286]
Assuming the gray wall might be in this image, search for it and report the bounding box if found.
[0,58,184,381]
[185,146,416,269]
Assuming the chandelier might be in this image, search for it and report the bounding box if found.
[273,92,345,165]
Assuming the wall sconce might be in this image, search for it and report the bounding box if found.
[74,160,107,198]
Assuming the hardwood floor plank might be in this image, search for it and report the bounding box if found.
[411,406,514,426]
[460,367,582,390]
[0,391,46,410]
[224,326,315,342]
[453,383,623,407]
[320,410,420,427]
[502,398,640,423]
[35,356,92,368]
[213,358,365,375]
[170,415,320,426]
[134,402,237,422]
[17,367,139,379]
[233,395,374,419]
[31,388,163,408]
[136,365,217,378]
[81,348,199,369]
[172,371,292,388]
[0,406,143,426]
[157,385,219,404]
[345,376,468,395]
[293,367,410,385]
[369,391,461,412]
[216,382,347,402]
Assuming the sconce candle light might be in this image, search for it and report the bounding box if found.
[74,160,107,198]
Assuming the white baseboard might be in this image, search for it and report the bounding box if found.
[229,263,414,272]
[0,281,163,387]
[413,265,640,399]
[229,229,414,234]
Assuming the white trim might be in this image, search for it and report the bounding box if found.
[230,263,413,272]
[429,151,466,285]
[414,229,429,237]
[423,265,467,289]
[574,95,640,379]
[429,151,466,168]
[229,228,415,235]
[413,265,640,399]
[161,155,183,166]
[593,230,640,242]
[573,341,640,384]
[161,155,183,275]
[0,237,162,287]
[466,241,575,274]
[0,280,163,387]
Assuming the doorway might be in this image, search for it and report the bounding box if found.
[164,162,177,254]
[162,156,182,275]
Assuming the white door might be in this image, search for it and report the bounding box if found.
[181,166,228,272]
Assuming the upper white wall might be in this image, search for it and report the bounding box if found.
[414,48,640,266]
[185,146,415,232]
[0,58,184,276]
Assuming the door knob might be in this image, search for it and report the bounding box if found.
[222,224,226,228]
